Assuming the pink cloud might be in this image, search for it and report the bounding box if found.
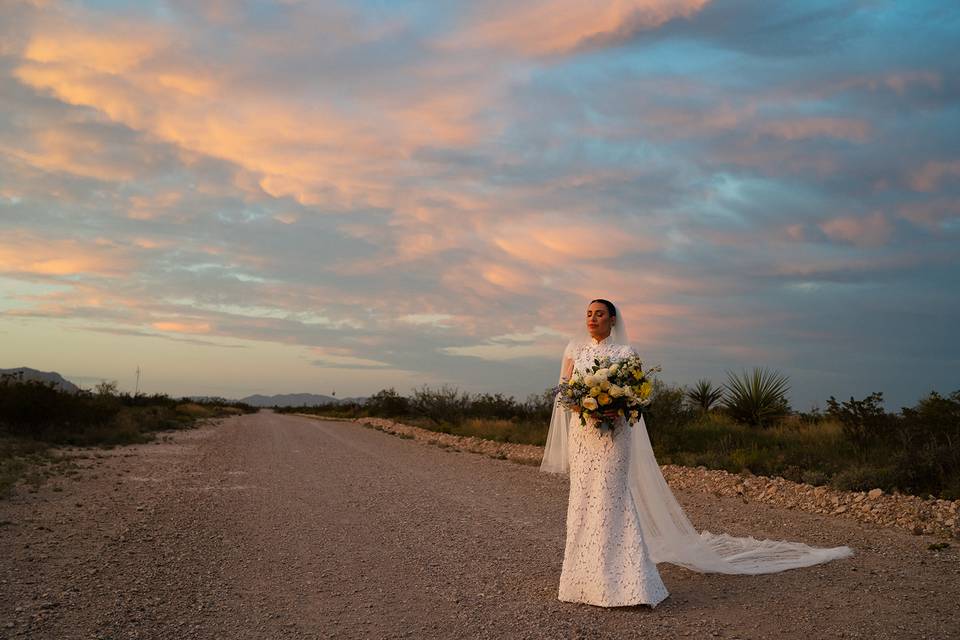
[445,0,712,56]
[11,13,497,212]
[818,211,891,247]
[908,161,960,192]
[897,199,960,232]
[491,214,657,267]
[754,117,871,142]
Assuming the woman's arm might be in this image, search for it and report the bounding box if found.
[560,356,574,383]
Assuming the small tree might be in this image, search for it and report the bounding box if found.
[94,380,119,397]
[825,392,890,452]
[409,385,469,426]
[365,388,410,418]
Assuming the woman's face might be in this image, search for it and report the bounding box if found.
[586,302,615,340]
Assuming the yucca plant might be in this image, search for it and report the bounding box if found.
[722,368,791,427]
[686,379,724,413]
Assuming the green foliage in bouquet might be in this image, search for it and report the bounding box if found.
[554,355,659,431]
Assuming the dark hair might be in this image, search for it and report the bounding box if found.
[589,298,617,316]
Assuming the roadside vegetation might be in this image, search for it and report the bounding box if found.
[0,372,255,497]
[281,369,960,501]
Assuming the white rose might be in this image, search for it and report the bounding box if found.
[595,368,609,381]
[609,363,619,374]
[583,374,596,386]
[608,384,624,398]
[581,397,599,410]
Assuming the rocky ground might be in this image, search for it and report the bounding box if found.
[1,411,958,639]
[352,416,960,540]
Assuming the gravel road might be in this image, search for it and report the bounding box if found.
[1,411,958,639]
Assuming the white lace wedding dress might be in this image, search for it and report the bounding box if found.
[559,337,669,607]
[559,336,670,606]
[545,331,855,609]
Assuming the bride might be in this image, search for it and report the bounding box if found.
[541,299,855,608]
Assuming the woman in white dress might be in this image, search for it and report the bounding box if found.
[542,299,855,609]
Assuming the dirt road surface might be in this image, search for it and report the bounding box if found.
[2,411,958,639]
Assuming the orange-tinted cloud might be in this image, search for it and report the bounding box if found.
[0,233,134,277]
[151,320,212,334]
[446,0,711,56]
[491,215,658,267]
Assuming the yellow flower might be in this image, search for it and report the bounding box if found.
[640,381,652,399]
[582,397,598,411]
[590,386,601,397]
[600,379,611,391]
[598,393,611,406]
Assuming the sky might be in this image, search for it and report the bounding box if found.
[1,0,958,410]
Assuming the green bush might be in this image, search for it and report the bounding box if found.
[685,379,724,413]
[644,379,696,437]
[364,388,410,417]
[826,391,894,452]
[410,385,470,426]
[721,368,790,427]
[830,465,899,492]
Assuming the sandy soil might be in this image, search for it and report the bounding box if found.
[1,411,958,639]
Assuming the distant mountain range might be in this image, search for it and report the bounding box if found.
[0,368,365,407]
[239,393,367,407]
[0,367,80,393]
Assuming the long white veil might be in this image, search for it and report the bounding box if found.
[540,302,855,574]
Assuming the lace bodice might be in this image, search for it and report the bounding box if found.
[569,337,635,375]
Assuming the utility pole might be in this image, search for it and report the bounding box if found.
[135,365,141,396]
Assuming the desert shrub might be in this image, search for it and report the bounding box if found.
[826,392,894,452]
[830,465,899,492]
[887,390,960,498]
[685,379,724,413]
[721,368,790,427]
[469,393,521,420]
[800,469,830,487]
[364,388,410,417]
[409,385,470,426]
[453,418,548,445]
[644,379,696,437]
[0,379,122,439]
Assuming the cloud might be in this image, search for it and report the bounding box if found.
[0,232,136,277]
[909,160,960,192]
[0,0,957,408]
[444,0,712,56]
[818,211,892,247]
[897,199,960,233]
[754,117,871,142]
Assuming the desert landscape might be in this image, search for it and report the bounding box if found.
[1,412,958,640]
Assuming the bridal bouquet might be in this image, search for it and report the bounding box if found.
[554,354,659,431]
